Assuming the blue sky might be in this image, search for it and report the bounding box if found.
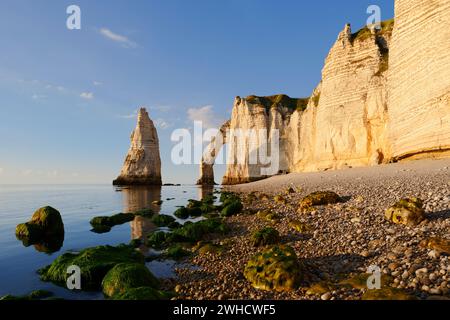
[0,0,394,184]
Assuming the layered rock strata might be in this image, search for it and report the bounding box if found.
[199,0,450,185]
[113,108,162,186]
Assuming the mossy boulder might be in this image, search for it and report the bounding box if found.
[187,199,203,208]
[166,244,190,260]
[0,290,54,301]
[151,214,176,227]
[133,208,154,218]
[174,207,190,219]
[29,206,64,235]
[244,245,304,292]
[16,207,65,239]
[221,201,243,217]
[289,220,311,233]
[111,287,173,300]
[15,206,65,252]
[385,198,425,226]
[257,211,280,223]
[194,242,224,255]
[90,213,134,233]
[273,195,287,205]
[299,191,342,209]
[167,218,228,244]
[102,263,159,297]
[251,227,280,247]
[38,244,144,290]
[147,231,168,249]
[188,207,203,217]
[362,287,417,300]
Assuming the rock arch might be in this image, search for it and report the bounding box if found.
[196,121,230,185]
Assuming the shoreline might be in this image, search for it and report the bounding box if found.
[171,158,450,300]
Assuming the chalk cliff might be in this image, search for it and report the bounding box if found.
[199,0,450,185]
[386,0,450,160]
[113,108,162,186]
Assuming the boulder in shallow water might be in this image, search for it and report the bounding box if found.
[38,244,144,290]
[385,197,425,226]
[102,263,159,297]
[15,206,65,252]
[244,245,304,292]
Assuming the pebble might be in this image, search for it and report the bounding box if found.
[321,292,331,300]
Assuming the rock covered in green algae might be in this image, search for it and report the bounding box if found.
[299,191,342,209]
[221,201,243,217]
[147,231,168,248]
[385,197,425,226]
[194,241,224,255]
[256,211,280,223]
[147,218,228,248]
[15,206,65,252]
[167,218,228,244]
[16,206,64,239]
[90,213,134,233]
[102,263,159,297]
[38,244,144,290]
[273,195,287,205]
[362,287,417,300]
[90,209,154,233]
[151,214,176,227]
[165,244,190,260]
[0,290,54,301]
[111,287,173,300]
[174,207,190,219]
[133,208,154,218]
[289,220,311,233]
[244,245,304,292]
[251,227,280,247]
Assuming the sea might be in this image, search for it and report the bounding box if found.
[0,184,218,299]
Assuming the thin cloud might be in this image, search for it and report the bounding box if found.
[80,92,94,100]
[0,168,4,175]
[93,81,102,86]
[99,28,137,48]
[187,105,223,129]
[32,94,47,100]
[154,118,172,129]
[117,110,138,119]
[149,105,172,113]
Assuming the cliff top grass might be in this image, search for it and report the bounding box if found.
[245,94,310,112]
[351,18,394,43]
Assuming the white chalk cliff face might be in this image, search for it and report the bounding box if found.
[200,0,450,185]
[113,108,162,185]
[386,0,450,160]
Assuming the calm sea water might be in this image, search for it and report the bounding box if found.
[0,184,217,299]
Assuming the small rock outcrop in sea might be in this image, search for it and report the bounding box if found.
[113,108,162,186]
[15,206,65,253]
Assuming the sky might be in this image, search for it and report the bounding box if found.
[0,0,394,185]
